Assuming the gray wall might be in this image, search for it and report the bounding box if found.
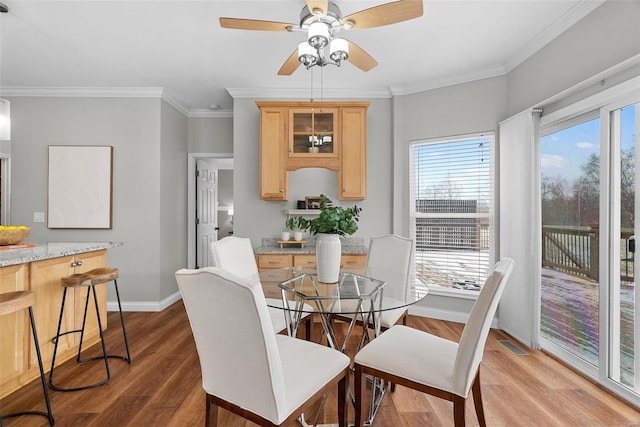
[159,101,188,300]
[8,96,187,305]
[506,0,640,116]
[188,117,233,153]
[232,98,393,248]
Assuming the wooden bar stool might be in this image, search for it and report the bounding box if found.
[0,291,55,425]
[48,267,131,392]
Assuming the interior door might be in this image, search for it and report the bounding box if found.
[196,159,218,269]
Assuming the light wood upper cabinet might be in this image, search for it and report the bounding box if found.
[256,101,369,200]
[339,107,367,200]
[259,107,288,200]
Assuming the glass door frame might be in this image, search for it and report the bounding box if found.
[538,77,640,408]
[601,94,640,403]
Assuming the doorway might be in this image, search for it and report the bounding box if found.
[187,153,233,269]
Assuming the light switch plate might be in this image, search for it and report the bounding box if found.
[34,212,45,223]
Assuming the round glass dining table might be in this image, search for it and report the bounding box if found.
[259,265,429,425]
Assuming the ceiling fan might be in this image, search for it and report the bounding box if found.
[219,0,423,75]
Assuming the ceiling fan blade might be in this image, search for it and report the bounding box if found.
[278,49,302,76]
[341,0,423,30]
[306,0,329,16]
[347,41,378,72]
[219,17,292,32]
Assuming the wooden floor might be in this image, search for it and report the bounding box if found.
[2,300,640,426]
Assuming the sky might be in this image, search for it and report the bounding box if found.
[540,104,637,185]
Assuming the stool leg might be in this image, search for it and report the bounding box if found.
[0,308,55,426]
[113,279,131,363]
[49,286,110,391]
[29,307,55,425]
[48,287,69,388]
[75,285,92,362]
[90,284,111,383]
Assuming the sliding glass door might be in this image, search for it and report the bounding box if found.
[540,95,640,403]
[540,115,601,368]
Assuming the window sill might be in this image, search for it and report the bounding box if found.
[426,286,480,300]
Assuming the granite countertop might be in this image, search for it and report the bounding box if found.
[255,236,368,255]
[0,242,123,267]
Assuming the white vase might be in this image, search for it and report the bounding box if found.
[282,231,291,241]
[293,231,303,241]
[316,233,341,283]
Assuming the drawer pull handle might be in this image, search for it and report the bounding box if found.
[71,260,83,267]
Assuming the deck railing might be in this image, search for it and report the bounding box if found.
[542,225,634,282]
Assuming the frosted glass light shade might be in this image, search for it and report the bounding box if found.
[329,38,349,64]
[298,41,318,66]
[0,98,10,141]
[308,21,329,48]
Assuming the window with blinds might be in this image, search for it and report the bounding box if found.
[409,132,495,292]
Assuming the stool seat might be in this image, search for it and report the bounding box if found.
[0,290,55,425]
[0,290,35,316]
[61,267,119,287]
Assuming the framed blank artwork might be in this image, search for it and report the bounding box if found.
[48,145,113,229]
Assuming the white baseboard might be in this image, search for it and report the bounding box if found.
[408,305,499,328]
[107,291,182,312]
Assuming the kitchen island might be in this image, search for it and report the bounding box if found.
[0,242,122,399]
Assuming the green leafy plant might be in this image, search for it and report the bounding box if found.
[285,216,309,232]
[308,195,361,236]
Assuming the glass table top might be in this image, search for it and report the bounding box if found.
[259,266,429,315]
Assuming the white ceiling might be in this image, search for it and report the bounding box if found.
[0,0,604,115]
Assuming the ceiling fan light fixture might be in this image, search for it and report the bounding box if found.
[308,21,329,49]
[298,41,318,67]
[329,38,349,64]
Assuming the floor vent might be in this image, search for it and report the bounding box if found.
[498,340,528,356]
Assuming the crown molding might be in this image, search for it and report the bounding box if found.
[188,109,234,118]
[503,0,605,73]
[0,86,165,98]
[390,64,507,96]
[226,87,392,99]
[159,91,190,116]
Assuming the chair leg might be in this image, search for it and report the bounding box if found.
[205,394,218,427]
[453,395,467,427]
[338,374,348,427]
[472,370,486,427]
[354,365,365,427]
[304,317,312,341]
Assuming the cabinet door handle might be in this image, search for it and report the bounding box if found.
[70,260,83,267]
[279,189,284,193]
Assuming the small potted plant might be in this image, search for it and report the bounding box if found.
[286,216,309,241]
[308,195,361,282]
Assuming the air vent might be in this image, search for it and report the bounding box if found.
[498,340,528,356]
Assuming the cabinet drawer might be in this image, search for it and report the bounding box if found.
[340,254,367,267]
[293,254,316,268]
[257,254,292,270]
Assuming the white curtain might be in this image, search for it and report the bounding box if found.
[498,109,542,349]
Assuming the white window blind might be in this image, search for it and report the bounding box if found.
[409,133,495,291]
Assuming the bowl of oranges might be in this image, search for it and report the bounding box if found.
[0,225,31,245]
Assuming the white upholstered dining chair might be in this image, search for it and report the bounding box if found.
[176,268,350,427]
[211,236,313,340]
[353,258,515,427]
[365,234,414,329]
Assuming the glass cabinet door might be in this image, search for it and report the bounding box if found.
[290,108,338,156]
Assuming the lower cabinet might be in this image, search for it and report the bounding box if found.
[0,250,107,399]
[256,253,367,272]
